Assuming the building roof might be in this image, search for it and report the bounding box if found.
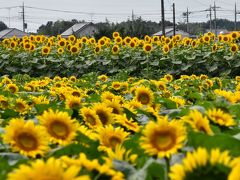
[61,22,93,36]
[0,28,28,39]
[153,27,190,37]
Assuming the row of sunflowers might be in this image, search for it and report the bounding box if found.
[1,73,240,179]
[0,31,240,77]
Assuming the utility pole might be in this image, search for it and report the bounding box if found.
[132,9,134,21]
[212,2,221,35]
[209,5,212,32]
[173,2,176,36]
[235,3,237,31]
[186,7,189,33]
[22,2,26,32]
[161,0,165,36]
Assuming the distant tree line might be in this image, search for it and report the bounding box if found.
[37,19,85,36]
[36,18,240,38]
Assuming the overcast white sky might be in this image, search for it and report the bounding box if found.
[0,0,239,32]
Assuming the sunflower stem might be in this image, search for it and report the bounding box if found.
[147,55,149,79]
[165,156,170,179]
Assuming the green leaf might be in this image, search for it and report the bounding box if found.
[156,98,177,109]
[172,60,182,65]
[150,60,159,66]
[224,56,234,61]
[21,67,32,73]
[220,69,231,76]
[146,162,165,180]
[207,64,218,72]
[187,131,240,156]
[228,104,240,121]
[181,64,192,71]
[102,60,111,65]
[0,109,19,119]
[49,132,102,160]
[5,66,17,72]
[36,64,47,70]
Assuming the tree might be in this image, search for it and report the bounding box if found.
[37,20,81,36]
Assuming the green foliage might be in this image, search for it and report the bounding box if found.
[187,131,240,156]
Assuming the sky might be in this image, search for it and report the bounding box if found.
[0,0,239,32]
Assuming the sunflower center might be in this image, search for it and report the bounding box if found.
[112,107,120,114]
[49,121,69,139]
[97,111,108,125]
[70,102,81,109]
[9,86,17,93]
[17,132,38,151]
[86,114,96,126]
[159,84,165,91]
[109,136,121,148]
[138,93,150,105]
[113,47,118,52]
[0,100,8,108]
[16,102,26,111]
[44,49,49,53]
[71,47,78,53]
[231,46,237,52]
[151,130,176,151]
[72,91,81,97]
[145,45,152,52]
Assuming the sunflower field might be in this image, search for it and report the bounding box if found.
[0,32,240,180]
[0,31,240,78]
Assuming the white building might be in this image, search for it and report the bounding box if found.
[61,22,98,38]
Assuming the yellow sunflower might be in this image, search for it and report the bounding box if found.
[3,118,49,157]
[8,157,89,180]
[206,108,235,127]
[101,91,122,102]
[229,163,240,180]
[65,95,82,109]
[143,43,153,53]
[58,39,66,47]
[140,116,186,158]
[212,43,218,52]
[57,47,64,54]
[80,107,102,128]
[169,96,186,108]
[164,74,173,82]
[70,45,79,55]
[112,81,122,91]
[162,44,170,54]
[37,109,78,145]
[155,81,167,91]
[104,145,138,165]
[31,95,49,105]
[135,86,154,106]
[104,99,123,115]
[69,76,77,82]
[98,75,108,82]
[41,46,51,56]
[169,147,233,180]
[6,83,19,93]
[92,103,113,126]
[112,45,120,55]
[112,32,120,38]
[14,98,30,114]
[97,125,130,151]
[114,114,140,132]
[182,110,213,135]
[230,43,239,53]
[114,36,122,44]
[0,95,9,109]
